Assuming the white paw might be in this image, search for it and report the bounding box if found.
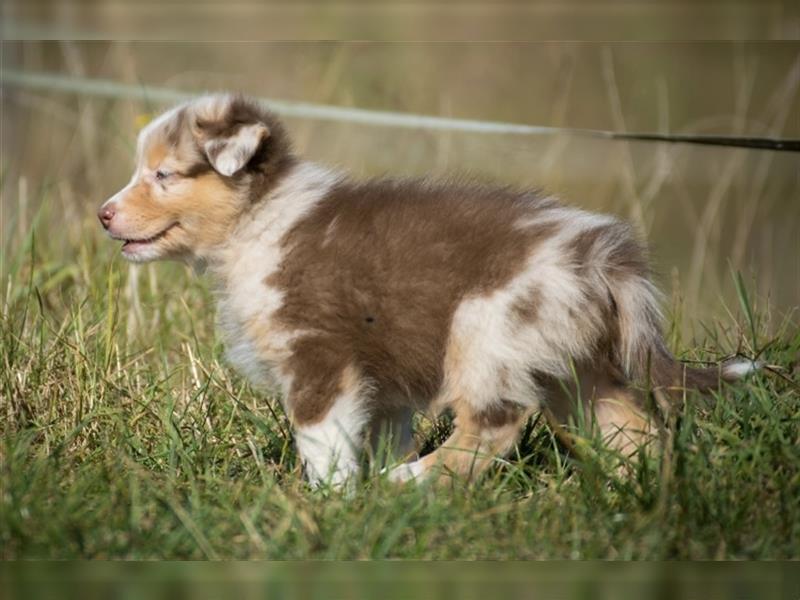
[723,358,763,378]
[386,460,425,483]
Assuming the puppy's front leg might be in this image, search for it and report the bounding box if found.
[290,366,371,488]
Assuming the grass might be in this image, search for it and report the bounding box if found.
[0,185,798,560]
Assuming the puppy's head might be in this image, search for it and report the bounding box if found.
[98,94,292,263]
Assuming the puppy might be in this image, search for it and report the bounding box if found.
[99,94,755,486]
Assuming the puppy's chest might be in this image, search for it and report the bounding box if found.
[216,271,295,392]
[210,160,343,392]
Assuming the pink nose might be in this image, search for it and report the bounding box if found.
[98,206,115,229]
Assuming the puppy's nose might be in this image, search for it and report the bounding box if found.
[98,206,115,229]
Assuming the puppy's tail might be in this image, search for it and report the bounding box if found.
[610,276,759,392]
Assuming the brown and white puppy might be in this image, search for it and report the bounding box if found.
[99,94,756,486]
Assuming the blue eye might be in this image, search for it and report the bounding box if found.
[155,170,170,180]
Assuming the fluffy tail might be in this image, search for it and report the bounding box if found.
[610,277,759,392]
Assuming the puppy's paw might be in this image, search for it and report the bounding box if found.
[385,460,426,484]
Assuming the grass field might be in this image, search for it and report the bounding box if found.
[1,189,798,560]
[1,38,799,560]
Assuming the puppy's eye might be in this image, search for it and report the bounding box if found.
[155,170,171,181]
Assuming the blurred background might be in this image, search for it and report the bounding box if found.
[1,2,799,340]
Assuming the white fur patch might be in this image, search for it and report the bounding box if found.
[136,104,183,158]
[294,384,370,487]
[386,459,426,483]
[193,94,234,123]
[441,206,616,413]
[516,205,616,232]
[723,359,762,379]
[213,162,341,395]
[204,123,269,177]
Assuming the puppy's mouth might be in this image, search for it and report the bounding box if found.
[114,223,180,255]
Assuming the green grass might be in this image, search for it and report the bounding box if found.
[1,198,798,560]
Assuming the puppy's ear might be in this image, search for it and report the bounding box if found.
[201,122,270,177]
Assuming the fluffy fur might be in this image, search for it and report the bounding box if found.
[99,94,756,486]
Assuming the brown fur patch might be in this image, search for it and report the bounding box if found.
[569,224,608,273]
[471,401,525,428]
[510,286,541,323]
[268,179,559,424]
[284,337,347,425]
[605,227,650,279]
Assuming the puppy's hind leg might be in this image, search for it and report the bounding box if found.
[591,385,654,458]
[543,365,656,459]
[388,400,530,484]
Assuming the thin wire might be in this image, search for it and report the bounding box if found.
[3,69,799,152]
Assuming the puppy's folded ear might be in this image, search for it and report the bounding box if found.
[200,122,270,177]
